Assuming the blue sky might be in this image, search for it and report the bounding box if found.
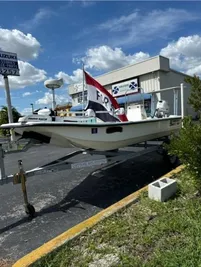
[0,1,201,114]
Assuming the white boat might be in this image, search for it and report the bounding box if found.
[0,71,182,151]
[0,101,181,151]
[2,115,181,151]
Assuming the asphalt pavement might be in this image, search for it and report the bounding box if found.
[0,143,174,264]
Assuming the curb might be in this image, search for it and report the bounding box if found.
[13,164,185,267]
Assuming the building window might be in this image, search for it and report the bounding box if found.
[77,91,87,104]
[71,91,88,105]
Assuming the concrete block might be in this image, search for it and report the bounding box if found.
[148,177,177,202]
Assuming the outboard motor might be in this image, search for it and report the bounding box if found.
[154,100,170,118]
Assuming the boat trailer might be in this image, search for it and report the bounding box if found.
[0,138,172,218]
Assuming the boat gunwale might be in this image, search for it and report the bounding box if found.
[1,116,182,129]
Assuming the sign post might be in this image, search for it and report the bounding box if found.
[0,51,20,142]
[4,75,15,141]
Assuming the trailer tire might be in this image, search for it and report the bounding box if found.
[25,203,35,218]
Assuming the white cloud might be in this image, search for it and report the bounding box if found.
[81,0,95,7]
[19,8,56,31]
[54,45,149,87]
[186,65,201,76]
[80,45,150,71]
[98,11,139,32]
[55,69,83,84]
[78,8,199,48]
[160,35,201,76]
[0,60,47,89]
[21,107,33,116]
[35,92,69,105]
[22,92,32,97]
[0,28,46,89]
[0,28,41,61]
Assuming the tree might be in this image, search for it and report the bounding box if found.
[166,75,201,191]
[0,105,21,136]
[166,117,201,187]
[185,75,201,116]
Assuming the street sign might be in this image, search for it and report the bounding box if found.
[0,51,20,76]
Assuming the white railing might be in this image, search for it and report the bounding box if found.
[124,83,185,119]
[68,83,185,119]
[149,83,185,119]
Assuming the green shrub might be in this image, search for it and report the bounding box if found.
[185,75,201,116]
[0,105,21,136]
[166,117,201,190]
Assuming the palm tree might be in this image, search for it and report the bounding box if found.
[0,105,21,136]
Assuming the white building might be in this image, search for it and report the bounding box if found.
[68,55,196,118]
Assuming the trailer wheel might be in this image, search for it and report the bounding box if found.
[25,203,35,218]
[164,153,179,166]
[159,138,180,167]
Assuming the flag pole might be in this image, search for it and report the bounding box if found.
[82,62,85,116]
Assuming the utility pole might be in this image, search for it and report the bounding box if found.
[30,103,34,114]
[0,50,20,149]
[82,62,85,116]
[4,75,15,142]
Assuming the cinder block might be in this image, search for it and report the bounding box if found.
[148,177,177,202]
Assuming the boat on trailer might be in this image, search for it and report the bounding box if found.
[2,115,181,151]
[0,72,184,218]
[0,71,182,151]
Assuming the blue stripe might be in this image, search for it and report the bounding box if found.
[116,93,151,105]
[70,93,151,111]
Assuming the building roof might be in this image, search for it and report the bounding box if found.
[95,55,168,79]
[169,68,192,79]
[68,55,191,95]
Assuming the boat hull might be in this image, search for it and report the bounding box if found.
[3,116,182,151]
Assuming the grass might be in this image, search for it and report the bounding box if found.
[33,170,201,267]
[0,259,13,267]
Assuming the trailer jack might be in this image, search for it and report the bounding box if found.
[13,160,35,218]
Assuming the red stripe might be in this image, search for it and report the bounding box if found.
[84,71,128,122]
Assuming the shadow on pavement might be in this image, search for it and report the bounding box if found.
[0,152,177,235]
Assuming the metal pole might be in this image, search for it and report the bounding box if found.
[173,89,178,115]
[0,144,6,181]
[52,88,56,110]
[3,75,15,142]
[82,63,85,116]
[151,94,156,117]
[180,83,184,120]
[30,103,34,114]
[150,85,182,94]
[140,87,145,109]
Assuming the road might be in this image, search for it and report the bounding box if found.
[0,143,173,264]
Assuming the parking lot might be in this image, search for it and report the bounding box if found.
[0,143,173,264]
